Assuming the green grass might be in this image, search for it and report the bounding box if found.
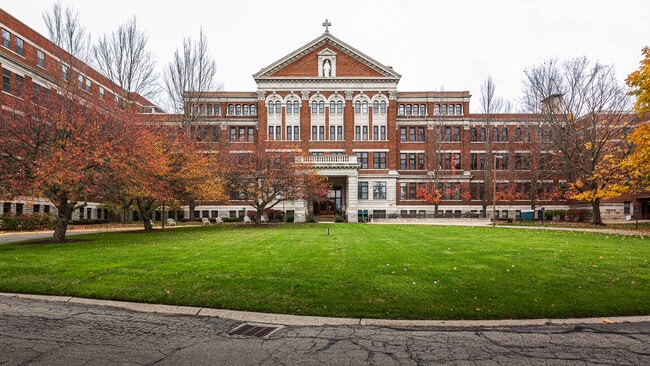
[0,224,648,320]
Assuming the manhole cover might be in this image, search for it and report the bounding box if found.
[229,323,280,338]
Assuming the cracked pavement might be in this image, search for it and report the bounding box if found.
[1,294,648,365]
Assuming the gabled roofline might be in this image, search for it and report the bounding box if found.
[253,32,401,81]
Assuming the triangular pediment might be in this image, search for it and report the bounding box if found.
[253,32,401,82]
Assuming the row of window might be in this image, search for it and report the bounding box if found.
[2,202,51,215]
[394,182,563,202]
[397,104,464,116]
[355,152,387,169]
[469,126,549,143]
[2,28,24,57]
[358,181,387,200]
[227,104,256,116]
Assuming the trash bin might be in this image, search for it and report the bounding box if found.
[521,210,534,221]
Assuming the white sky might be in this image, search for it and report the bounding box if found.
[3,0,649,111]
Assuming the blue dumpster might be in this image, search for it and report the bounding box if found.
[521,210,535,221]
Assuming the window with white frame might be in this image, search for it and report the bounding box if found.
[15,36,23,56]
[37,50,45,68]
[372,97,388,140]
[328,98,344,141]
[354,96,370,140]
[267,97,282,140]
[1,29,9,48]
[310,97,326,141]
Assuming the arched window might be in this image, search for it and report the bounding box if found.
[413,104,419,116]
[514,127,521,141]
[243,104,249,115]
[250,104,256,115]
[337,101,343,113]
[455,104,462,115]
[501,128,508,142]
[319,101,325,113]
[355,100,361,113]
[373,100,379,113]
[215,104,221,116]
[398,104,405,115]
[441,105,447,115]
[380,100,387,113]
[228,104,234,115]
[406,104,412,116]
[275,101,281,113]
[362,100,368,114]
[470,127,478,142]
[207,104,213,115]
[434,104,440,115]
[293,100,299,113]
[330,101,336,111]
[420,104,427,115]
[479,127,486,142]
[286,101,293,114]
[312,101,319,113]
[235,104,242,115]
[493,127,500,142]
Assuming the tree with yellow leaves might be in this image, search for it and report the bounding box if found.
[626,47,650,117]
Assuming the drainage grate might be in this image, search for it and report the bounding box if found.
[229,323,279,338]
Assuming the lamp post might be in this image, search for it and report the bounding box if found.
[492,155,503,228]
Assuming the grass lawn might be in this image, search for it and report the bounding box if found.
[0,224,648,320]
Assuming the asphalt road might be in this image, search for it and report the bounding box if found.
[1,294,648,365]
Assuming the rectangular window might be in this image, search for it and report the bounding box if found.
[373,126,379,140]
[44,205,50,214]
[247,127,254,142]
[3,202,11,214]
[319,126,325,140]
[287,126,293,141]
[311,126,317,140]
[355,126,361,140]
[1,29,9,48]
[14,74,23,97]
[399,182,421,200]
[452,127,460,141]
[337,126,343,140]
[238,127,246,141]
[372,210,386,219]
[380,126,386,140]
[624,202,631,215]
[37,50,45,68]
[276,126,281,140]
[33,204,40,213]
[330,126,335,140]
[358,182,368,199]
[373,152,386,169]
[293,126,299,140]
[230,127,236,142]
[16,203,24,215]
[373,181,386,199]
[61,64,68,81]
[362,126,368,140]
[417,127,425,142]
[356,152,368,169]
[15,37,24,56]
[269,126,275,140]
[409,127,416,142]
[99,86,105,100]
[2,68,11,93]
[85,79,91,92]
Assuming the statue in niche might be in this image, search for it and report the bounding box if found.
[323,59,331,77]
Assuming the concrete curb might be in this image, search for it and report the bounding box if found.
[2,292,648,328]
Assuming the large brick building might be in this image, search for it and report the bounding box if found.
[186,26,595,223]
[0,9,158,220]
[2,8,644,223]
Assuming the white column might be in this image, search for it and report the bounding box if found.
[347,173,358,223]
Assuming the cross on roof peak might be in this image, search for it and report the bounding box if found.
[322,19,331,33]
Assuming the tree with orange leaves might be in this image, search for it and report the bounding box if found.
[216,141,329,225]
[0,86,142,242]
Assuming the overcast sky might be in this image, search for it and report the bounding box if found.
[3,0,649,111]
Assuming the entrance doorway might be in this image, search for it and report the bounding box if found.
[314,187,342,216]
